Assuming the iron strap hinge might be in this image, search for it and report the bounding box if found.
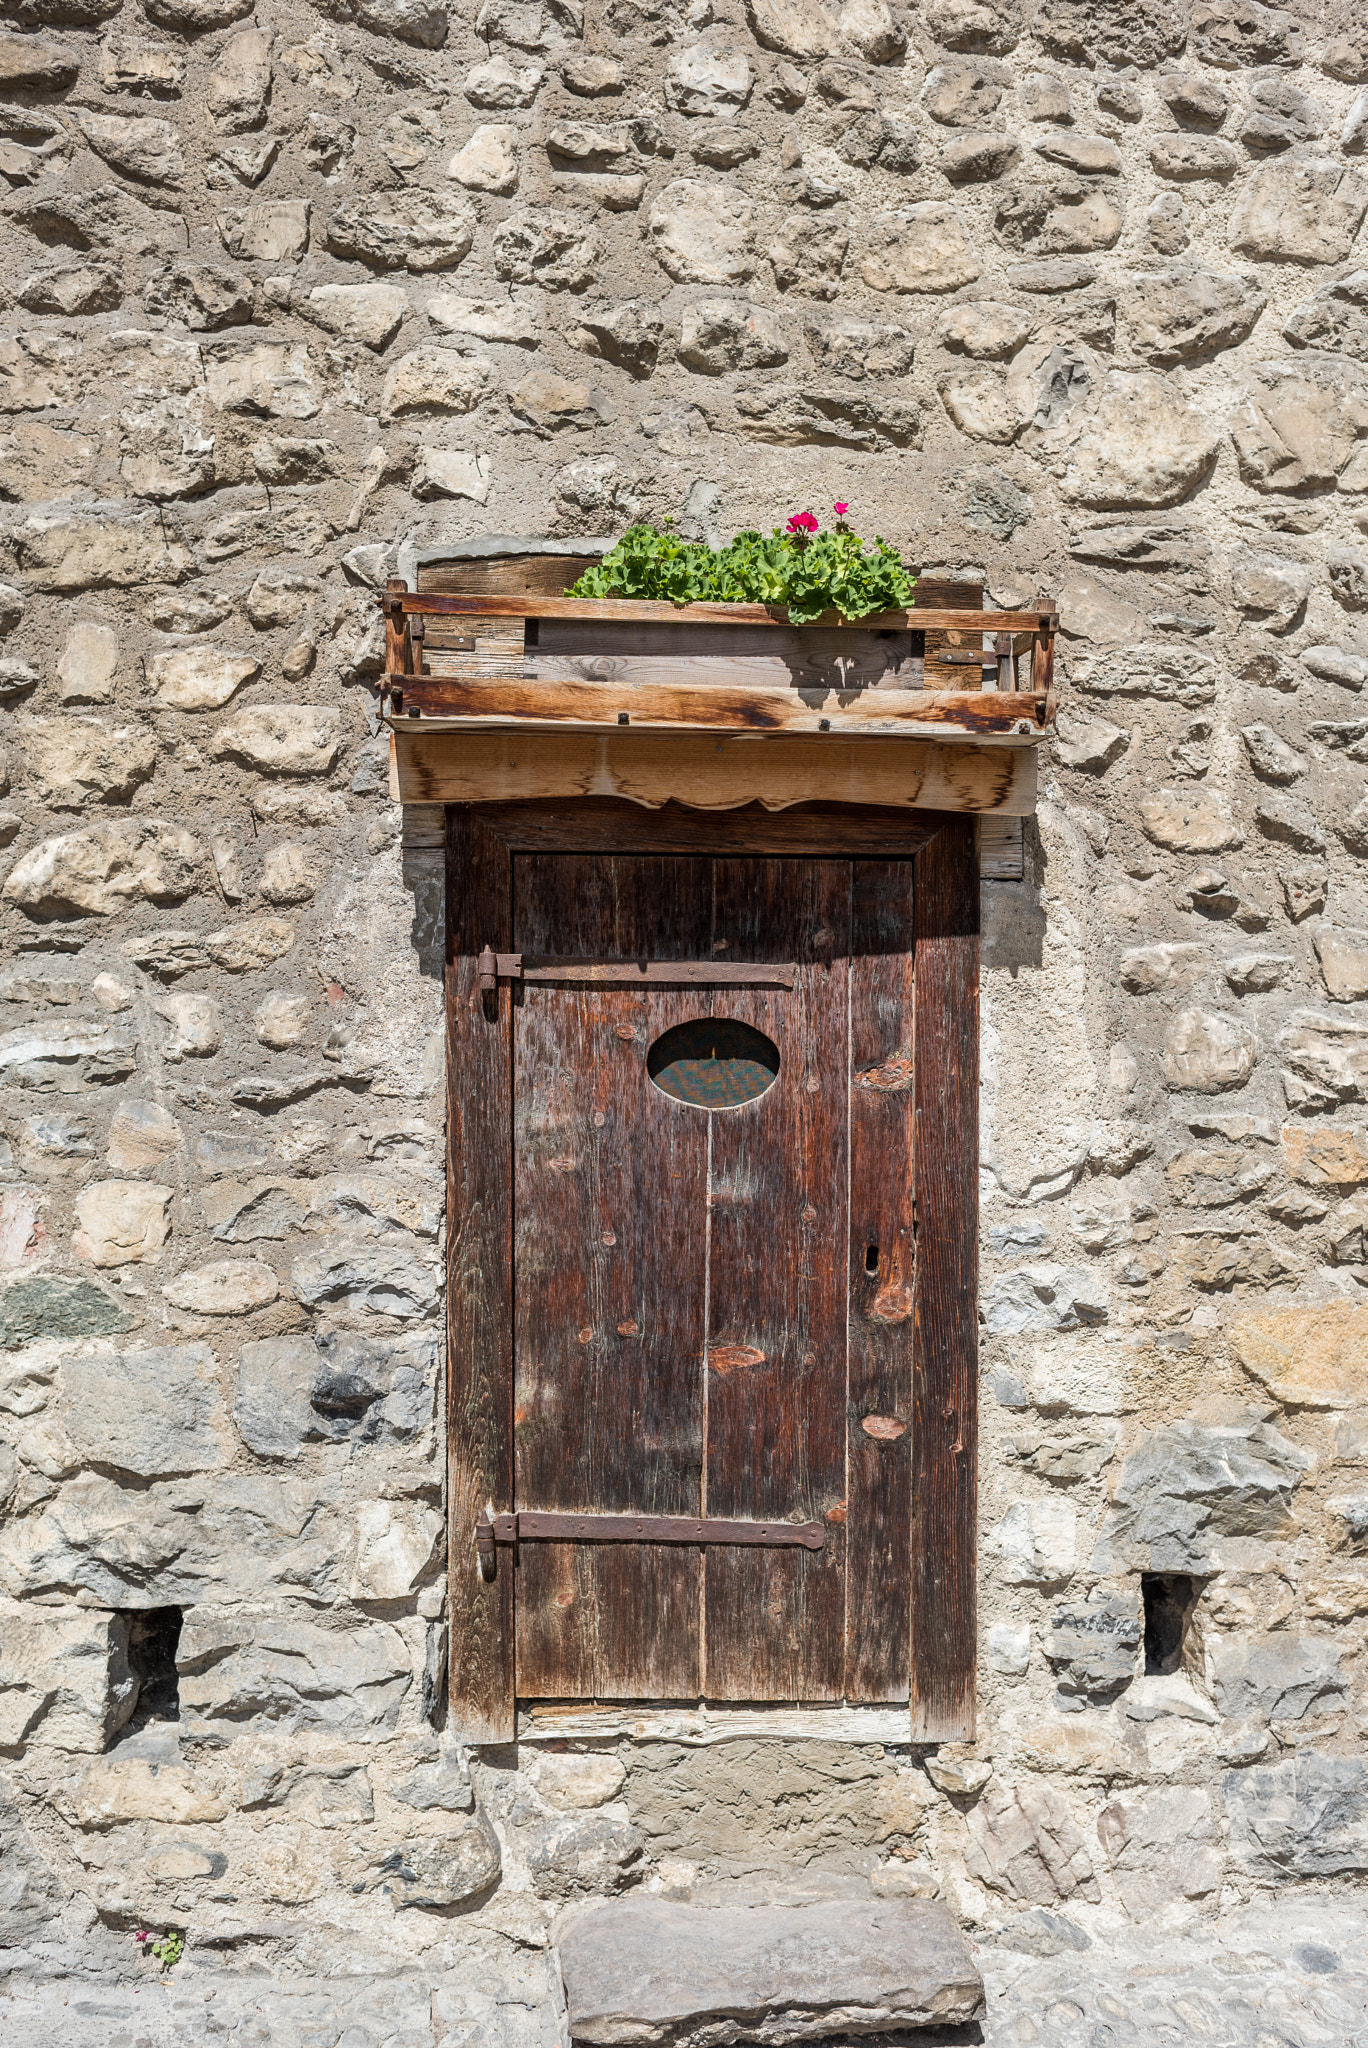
[476,1509,825,1576]
[476,949,797,993]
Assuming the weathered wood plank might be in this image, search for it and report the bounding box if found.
[385,578,410,680]
[917,579,986,697]
[980,816,1024,881]
[470,801,945,859]
[913,578,981,610]
[391,593,1058,633]
[419,554,603,597]
[509,655,926,692]
[446,807,516,1742]
[527,618,917,692]
[392,733,1039,816]
[704,859,850,1702]
[421,617,525,679]
[390,679,1049,740]
[511,855,710,1701]
[845,860,916,1703]
[400,803,444,851]
[910,817,979,1743]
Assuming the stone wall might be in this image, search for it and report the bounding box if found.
[0,0,1367,1987]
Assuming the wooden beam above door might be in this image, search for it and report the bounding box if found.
[390,730,1037,815]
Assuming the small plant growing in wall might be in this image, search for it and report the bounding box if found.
[568,504,916,624]
[135,1928,185,1972]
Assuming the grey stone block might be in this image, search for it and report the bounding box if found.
[1094,1418,1310,1571]
[1095,1785,1223,1917]
[981,1262,1109,1334]
[0,1020,136,1092]
[313,1327,439,1442]
[0,1473,199,1607]
[367,1809,502,1908]
[557,1897,984,2045]
[1328,1493,1368,1547]
[0,1779,65,1945]
[965,1780,1100,1905]
[1210,1633,1346,1723]
[1044,1592,1142,1697]
[433,1950,566,2048]
[235,1327,439,1457]
[57,1343,227,1480]
[0,1274,134,1350]
[391,1754,475,1812]
[526,1813,645,1901]
[291,1234,440,1319]
[1224,1756,1368,1876]
[234,1333,320,1457]
[993,1907,1091,1956]
[0,1603,136,1751]
[177,1604,413,1731]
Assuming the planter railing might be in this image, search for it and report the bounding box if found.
[378,581,1057,745]
[376,574,1056,816]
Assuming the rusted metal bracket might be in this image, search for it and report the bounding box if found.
[477,949,524,991]
[476,1509,825,1578]
[476,948,797,993]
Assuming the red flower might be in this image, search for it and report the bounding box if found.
[786,511,819,534]
[833,502,849,517]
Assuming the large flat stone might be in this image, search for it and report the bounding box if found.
[557,1897,984,2046]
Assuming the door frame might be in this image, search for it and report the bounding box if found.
[444,800,979,1744]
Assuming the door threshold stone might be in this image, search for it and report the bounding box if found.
[516,1702,914,1746]
[556,1896,985,2046]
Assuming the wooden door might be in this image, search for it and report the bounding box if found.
[447,805,978,1742]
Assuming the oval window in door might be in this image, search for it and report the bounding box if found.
[647,1018,780,1111]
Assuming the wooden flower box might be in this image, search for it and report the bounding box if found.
[378,573,1057,817]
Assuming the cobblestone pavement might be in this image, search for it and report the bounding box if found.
[972,1894,1368,2048]
[1,1897,1365,2047]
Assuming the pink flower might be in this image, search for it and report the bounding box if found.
[786,511,819,535]
[833,502,848,517]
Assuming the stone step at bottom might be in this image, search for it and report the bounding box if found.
[556,1896,986,2047]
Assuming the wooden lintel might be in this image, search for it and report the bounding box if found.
[389,730,1037,815]
[459,800,948,857]
[387,592,1058,634]
[385,679,1049,742]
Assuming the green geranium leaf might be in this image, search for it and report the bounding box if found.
[567,521,915,622]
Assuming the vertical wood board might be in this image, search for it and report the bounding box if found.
[845,861,916,1703]
[511,855,711,1700]
[446,808,516,1742]
[910,817,980,1742]
[979,815,1024,881]
[703,859,850,1703]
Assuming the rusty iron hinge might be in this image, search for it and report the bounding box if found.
[476,949,797,993]
[476,1509,825,1578]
